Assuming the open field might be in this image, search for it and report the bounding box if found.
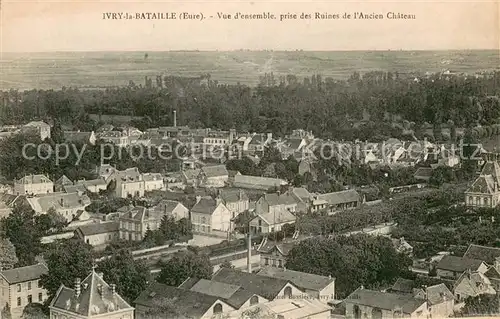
[1,50,498,90]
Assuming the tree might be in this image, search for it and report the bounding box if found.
[21,303,47,319]
[40,238,94,299]
[1,304,12,319]
[157,251,212,286]
[286,234,412,298]
[0,237,18,270]
[98,248,149,303]
[460,294,499,316]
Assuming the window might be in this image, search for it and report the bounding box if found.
[284,286,292,298]
[213,303,223,314]
[17,297,21,307]
[39,293,43,302]
[278,260,283,268]
[28,282,32,290]
[37,280,40,288]
[17,284,21,292]
[27,295,32,304]
[265,258,269,266]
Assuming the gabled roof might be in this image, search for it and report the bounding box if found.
[345,288,426,315]
[154,200,184,215]
[436,255,485,272]
[24,121,50,128]
[63,184,87,194]
[484,266,500,279]
[413,167,433,179]
[257,241,296,256]
[76,179,107,187]
[257,267,334,292]
[390,278,415,294]
[425,284,454,306]
[189,279,241,299]
[76,222,119,236]
[466,161,500,194]
[55,175,73,186]
[50,270,132,316]
[219,189,249,203]
[191,197,220,215]
[27,192,91,212]
[315,189,360,206]
[0,263,48,284]
[290,187,312,202]
[182,169,201,180]
[64,131,94,143]
[455,271,496,296]
[15,174,53,185]
[211,268,293,300]
[233,175,287,190]
[201,165,228,178]
[255,210,296,226]
[463,244,500,264]
[134,282,222,318]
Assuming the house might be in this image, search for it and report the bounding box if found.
[64,130,97,145]
[298,158,316,178]
[310,189,361,214]
[75,178,108,193]
[392,237,414,256]
[453,270,497,302]
[249,209,296,234]
[198,165,229,188]
[13,174,53,195]
[164,173,185,190]
[54,175,73,192]
[96,164,117,183]
[463,243,500,265]
[181,169,202,187]
[134,282,235,319]
[74,222,120,248]
[142,173,164,192]
[257,267,335,303]
[153,200,189,221]
[27,191,91,222]
[49,269,134,319]
[98,130,129,147]
[227,296,331,319]
[0,263,49,318]
[484,262,500,291]
[255,193,299,215]
[345,287,429,319]
[246,133,272,154]
[417,284,455,318]
[388,278,415,294]
[218,189,249,217]
[63,184,87,194]
[114,168,145,199]
[119,206,165,241]
[212,268,304,301]
[233,174,288,191]
[191,196,232,233]
[435,255,488,279]
[227,170,241,184]
[257,241,296,269]
[0,194,28,218]
[178,277,270,310]
[287,187,312,212]
[464,160,500,208]
[22,121,51,140]
[413,167,434,182]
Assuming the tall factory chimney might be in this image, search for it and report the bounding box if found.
[247,232,252,273]
[173,110,177,127]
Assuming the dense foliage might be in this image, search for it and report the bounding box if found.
[156,251,212,286]
[286,234,412,298]
[459,294,500,316]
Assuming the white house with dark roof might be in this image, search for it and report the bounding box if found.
[345,287,429,319]
[13,174,53,196]
[153,200,189,221]
[134,282,235,319]
[249,209,296,234]
[50,269,134,319]
[26,191,91,222]
[113,168,145,198]
[142,173,164,191]
[118,206,171,242]
[255,192,299,215]
[453,270,496,302]
[257,267,335,303]
[74,221,120,248]
[257,240,296,269]
[0,263,49,318]
[217,189,249,218]
[190,196,232,234]
[465,160,500,208]
[198,165,229,188]
[310,189,361,214]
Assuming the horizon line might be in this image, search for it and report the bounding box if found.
[2,48,500,54]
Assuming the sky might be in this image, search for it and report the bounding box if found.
[1,0,499,52]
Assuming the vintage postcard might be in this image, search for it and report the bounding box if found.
[0,0,499,318]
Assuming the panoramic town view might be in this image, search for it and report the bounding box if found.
[0,47,499,319]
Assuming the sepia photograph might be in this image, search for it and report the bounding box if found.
[0,0,499,318]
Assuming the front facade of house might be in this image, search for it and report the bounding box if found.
[113,168,145,199]
[75,179,107,193]
[311,189,361,214]
[464,161,500,208]
[454,271,497,302]
[198,165,229,188]
[119,206,165,241]
[191,198,232,233]
[74,222,120,248]
[249,211,296,234]
[143,173,164,192]
[0,263,49,319]
[14,175,53,195]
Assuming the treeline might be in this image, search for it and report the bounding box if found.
[1,71,499,140]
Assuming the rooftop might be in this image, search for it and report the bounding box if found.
[257,267,334,292]
[436,255,485,273]
[0,263,48,284]
[345,288,426,314]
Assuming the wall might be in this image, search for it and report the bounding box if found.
[211,204,231,232]
[5,279,48,319]
[14,182,53,196]
[319,281,336,302]
[83,232,118,247]
[50,307,134,319]
[428,299,454,318]
[171,204,189,221]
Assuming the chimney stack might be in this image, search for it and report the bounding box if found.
[110,283,116,295]
[74,277,81,297]
[173,110,177,127]
[247,232,252,273]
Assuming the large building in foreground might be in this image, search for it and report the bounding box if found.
[465,160,500,208]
